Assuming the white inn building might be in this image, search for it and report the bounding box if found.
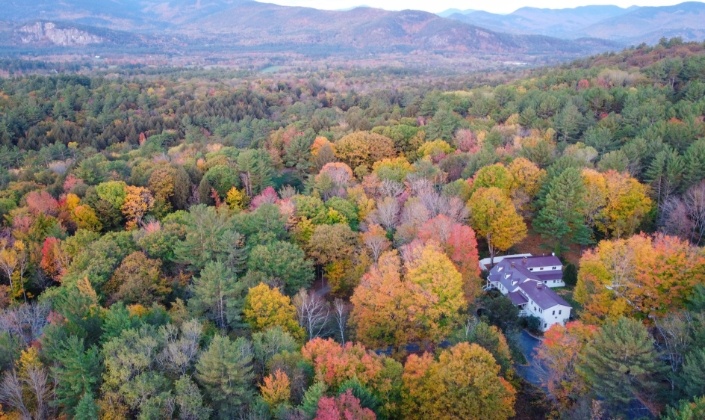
[486,255,572,331]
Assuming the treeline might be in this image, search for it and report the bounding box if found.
[0,39,705,419]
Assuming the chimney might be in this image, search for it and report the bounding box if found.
[537,283,544,290]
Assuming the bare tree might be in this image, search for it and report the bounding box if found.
[684,182,705,245]
[0,370,30,419]
[0,366,52,420]
[25,366,52,420]
[371,196,400,231]
[0,302,51,346]
[660,182,705,245]
[442,196,469,223]
[378,179,404,198]
[157,320,203,376]
[654,312,693,391]
[293,289,330,340]
[333,298,349,344]
[661,197,693,240]
[362,224,391,262]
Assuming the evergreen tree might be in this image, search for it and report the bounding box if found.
[173,205,244,271]
[680,348,705,399]
[578,317,663,408]
[300,382,327,418]
[534,167,591,252]
[684,139,705,190]
[247,241,314,295]
[237,149,274,197]
[74,392,99,420]
[188,260,246,330]
[51,336,102,417]
[175,375,212,420]
[196,335,254,418]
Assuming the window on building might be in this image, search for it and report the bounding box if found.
[552,310,555,315]
[544,323,547,329]
[552,266,556,270]
[540,267,544,271]
[559,310,562,315]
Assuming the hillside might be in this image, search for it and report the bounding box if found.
[447,2,705,44]
[0,0,619,66]
[1,41,705,420]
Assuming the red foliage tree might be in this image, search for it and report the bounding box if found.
[315,390,376,420]
[416,215,481,302]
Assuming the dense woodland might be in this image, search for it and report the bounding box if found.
[2,39,705,419]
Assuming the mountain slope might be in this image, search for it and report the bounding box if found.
[447,2,705,44]
[0,1,619,58]
[582,2,705,43]
[448,5,634,38]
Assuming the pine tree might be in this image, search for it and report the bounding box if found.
[578,317,663,408]
[300,382,327,418]
[188,260,245,331]
[534,167,591,253]
[196,335,254,418]
[680,348,705,399]
[74,392,98,420]
[51,336,101,417]
[175,375,212,420]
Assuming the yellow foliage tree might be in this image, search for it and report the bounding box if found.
[468,187,527,265]
[599,171,652,238]
[225,187,249,211]
[351,243,465,351]
[402,343,516,420]
[72,205,103,232]
[260,369,291,409]
[508,157,546,214]
[417,139,454,159]
[244,283,304,340]
[121,186,154,230]
[575,234,705,324]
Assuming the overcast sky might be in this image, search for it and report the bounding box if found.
[261,0,691,14]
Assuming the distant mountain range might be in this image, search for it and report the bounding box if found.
[444,2,705,44]
[0,1,703,65]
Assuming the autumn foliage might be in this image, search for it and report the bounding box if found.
[575,234,705,323]
[401,343,516,420]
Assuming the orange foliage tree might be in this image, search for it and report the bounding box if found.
[121,186,155,230]
[351,243,465,351]
[301,338,402,418]
[416,215,481,302]
[575,234,705,323]
[260,369,291,409]
[401,342,516,420]
[534,321,598,408]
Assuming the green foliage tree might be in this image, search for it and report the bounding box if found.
[196,335,254,418]
[51,336,102,417]
[237,149,274,197]
[247,241,314,295]
[577,317,663,408]
[174,205,244,271]
[534,168,591,252]
[189,260,246,330]
[175,375,212,420]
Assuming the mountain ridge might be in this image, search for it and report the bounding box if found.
[446,2,705,43]
[0,0,621,59]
